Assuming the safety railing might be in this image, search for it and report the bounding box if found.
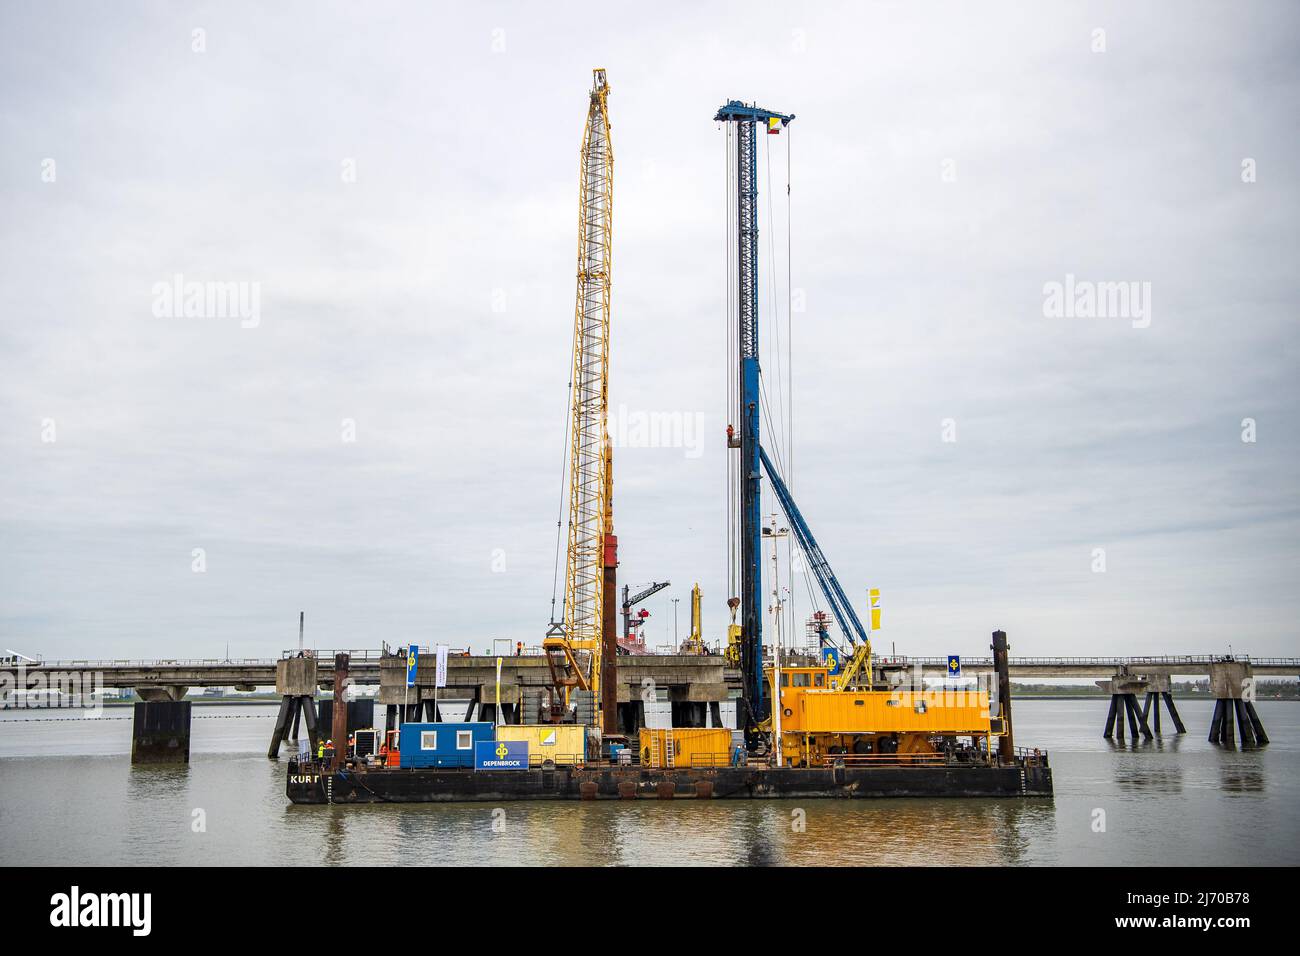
[27,658,277,669]
[818,752,950,767]
[280,649,386,662]
[638,752,738,769]
[383,647,543,659]
[882,655,1298,667]
[1013,746,1049,767]
[523,754,586,768]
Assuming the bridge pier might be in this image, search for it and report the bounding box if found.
[1136,674,1186,734]
[132,697,191,763]
[1207,660,1268,747]
[268,656,319,759]
[136,685,189,702]
[1101,675,1152,741]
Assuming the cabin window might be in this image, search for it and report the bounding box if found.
[792,672,811,687]
[814,674,825,687]
[456,730,473,750]
[781,673,790,687]
[420,731,438,750]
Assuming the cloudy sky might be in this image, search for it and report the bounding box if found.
[1,1,1296,662]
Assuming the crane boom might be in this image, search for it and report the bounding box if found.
[758,445,869,650]
[715,99,794,739]
[544,69,615,731]
[618,580,669,653]
[625,581,671,610]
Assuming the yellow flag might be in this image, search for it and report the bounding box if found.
[868,588,881,631]
[767,116,782,134]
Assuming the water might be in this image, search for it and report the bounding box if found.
[1,699,1296,866]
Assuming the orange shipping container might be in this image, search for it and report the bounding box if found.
[791,689,992,735]
[639,728,733,768]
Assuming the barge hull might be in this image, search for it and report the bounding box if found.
[287,763,1053,804]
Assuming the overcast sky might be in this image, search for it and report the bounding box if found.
[1,1,1296,662]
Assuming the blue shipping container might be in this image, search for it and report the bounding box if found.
[399,722,494,768]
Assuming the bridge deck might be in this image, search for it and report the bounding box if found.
[11,651,1299,688]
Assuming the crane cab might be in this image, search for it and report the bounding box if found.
[771,665,831,732]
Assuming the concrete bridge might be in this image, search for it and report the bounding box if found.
[13,649,733,700]
[7,648,1297,762]
[7,649,738,762]
[13,650,384,701]
[23,651,1300,695]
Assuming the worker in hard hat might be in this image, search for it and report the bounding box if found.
[316,739,326,761]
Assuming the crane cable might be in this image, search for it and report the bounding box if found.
[548,308,581,628]
[787,128,799,650]
[724,122,738,603]
[759,126,813,650]
[772,128,821,651]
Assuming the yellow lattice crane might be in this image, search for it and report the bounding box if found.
[544,69,616,734]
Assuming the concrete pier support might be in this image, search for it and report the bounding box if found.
[1100,674,1152,741]
[136,685,190,702]
[268,656,319,758]
[1140,690,1187,734]
[610,700,645,734]
[1207,660,1267,747]
[1136,674,1185,735]
[132,699,192,763]
[268,695,320,758]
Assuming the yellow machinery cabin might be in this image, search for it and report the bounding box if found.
[768,665,1001,767]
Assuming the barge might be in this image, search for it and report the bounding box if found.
[286,752,1053,804]
[286,628,1056,805]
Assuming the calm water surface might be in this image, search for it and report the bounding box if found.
[1,699,1296,866]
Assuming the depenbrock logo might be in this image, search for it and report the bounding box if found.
[474,739,528,769]
[49,886,151,937]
